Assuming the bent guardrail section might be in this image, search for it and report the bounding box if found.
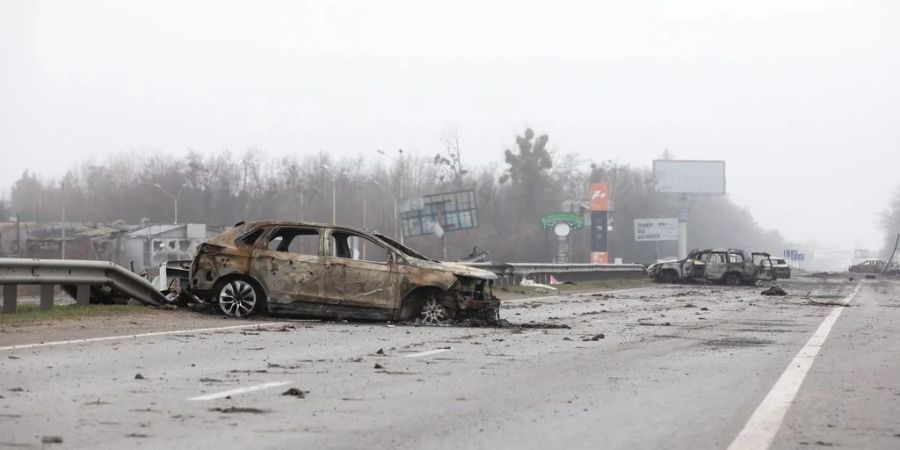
[0,258,165,313]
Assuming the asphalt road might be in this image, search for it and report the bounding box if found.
[2,276,899,449]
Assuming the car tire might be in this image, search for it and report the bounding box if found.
[415,294,453,325]
[724,272,742,286]
[216,278,266,318]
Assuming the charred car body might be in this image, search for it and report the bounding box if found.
[647,248,774,285]
[188,221,499,324]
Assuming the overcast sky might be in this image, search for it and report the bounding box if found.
[2,0,898,250]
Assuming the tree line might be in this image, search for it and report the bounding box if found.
[3,129,790,263]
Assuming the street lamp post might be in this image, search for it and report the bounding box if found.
[153,183,187,224]
[320,165,347,225]
[376,148,404,244]
[372,180,398,240]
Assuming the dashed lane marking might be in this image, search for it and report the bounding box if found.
[403,348,453,358]
[188,381,292,401]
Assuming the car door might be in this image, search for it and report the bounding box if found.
[751,252,774,280]
[250,226,325,310]
[684,250,706,279]
[322,229,397,318]
[704,252,728,280]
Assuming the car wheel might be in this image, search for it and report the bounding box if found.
[416,295,452,325]
[724,272,742,286]
[217,279,264,317]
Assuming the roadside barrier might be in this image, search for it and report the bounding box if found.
[0,258,165,313]
[463,262,647,287]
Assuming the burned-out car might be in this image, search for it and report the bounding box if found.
[647,248,774,285]
[848,259,900,275]
[188,221,499,324]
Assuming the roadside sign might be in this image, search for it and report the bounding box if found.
[634,218,678,242]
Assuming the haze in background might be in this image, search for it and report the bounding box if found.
[1,0,898,250]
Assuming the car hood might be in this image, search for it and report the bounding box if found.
[405,258,498,280]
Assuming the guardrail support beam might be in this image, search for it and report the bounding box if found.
[2,285,17,314]
[40,284,54,311]
[76,285,90,306]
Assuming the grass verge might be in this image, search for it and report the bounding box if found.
[0,304,154,325]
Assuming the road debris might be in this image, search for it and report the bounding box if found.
[374,363,384,369]
[583,333,605,341]
[209,406,267,414]
[281,388,308,398]
[761,285,787,296]
[41,436,64,444]
[134,373,145,380]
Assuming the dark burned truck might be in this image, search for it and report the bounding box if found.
[187,221,499,324]
[647,248,775,285]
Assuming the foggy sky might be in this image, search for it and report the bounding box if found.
[2,0,898,250]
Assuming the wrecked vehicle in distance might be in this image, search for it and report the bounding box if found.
[848,259,899,275]
[188,221,499,324]
[647,248,775,285]
[770,257,792,279]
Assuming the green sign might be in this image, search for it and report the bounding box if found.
[539,212,584,230]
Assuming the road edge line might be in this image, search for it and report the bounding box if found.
[727,284,861,450]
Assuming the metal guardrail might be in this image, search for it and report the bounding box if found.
[463,262,647,287]
[0,258,165,313]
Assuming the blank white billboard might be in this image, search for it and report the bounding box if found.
[653,160,726,194]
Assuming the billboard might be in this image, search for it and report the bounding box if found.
[400,189,478,238]
[634,218,679,241]
[653,160,726,194]
[589,183,609,211]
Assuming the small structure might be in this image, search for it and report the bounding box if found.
[123,223,207,274]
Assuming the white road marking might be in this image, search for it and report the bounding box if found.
[403,348,453,358]
[188,381,291,401]
[504,287,648,304]
[0,322,291,352]
[727,284,861,450]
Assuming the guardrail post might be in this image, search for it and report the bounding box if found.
[40,284,54,311]
[76,285,90,306]
[2,285,17,314]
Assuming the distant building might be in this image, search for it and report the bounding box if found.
[123,223,208,274]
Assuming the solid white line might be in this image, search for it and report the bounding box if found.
[0,322,290,352]
[403,348,453,358]
[727,284,861,450]
[188,381,291,401]
[504,287,647,304]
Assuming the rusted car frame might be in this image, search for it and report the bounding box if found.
[188,221,499,324]
[647,248,774,285]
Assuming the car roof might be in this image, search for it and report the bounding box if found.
[237,220,376,236]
